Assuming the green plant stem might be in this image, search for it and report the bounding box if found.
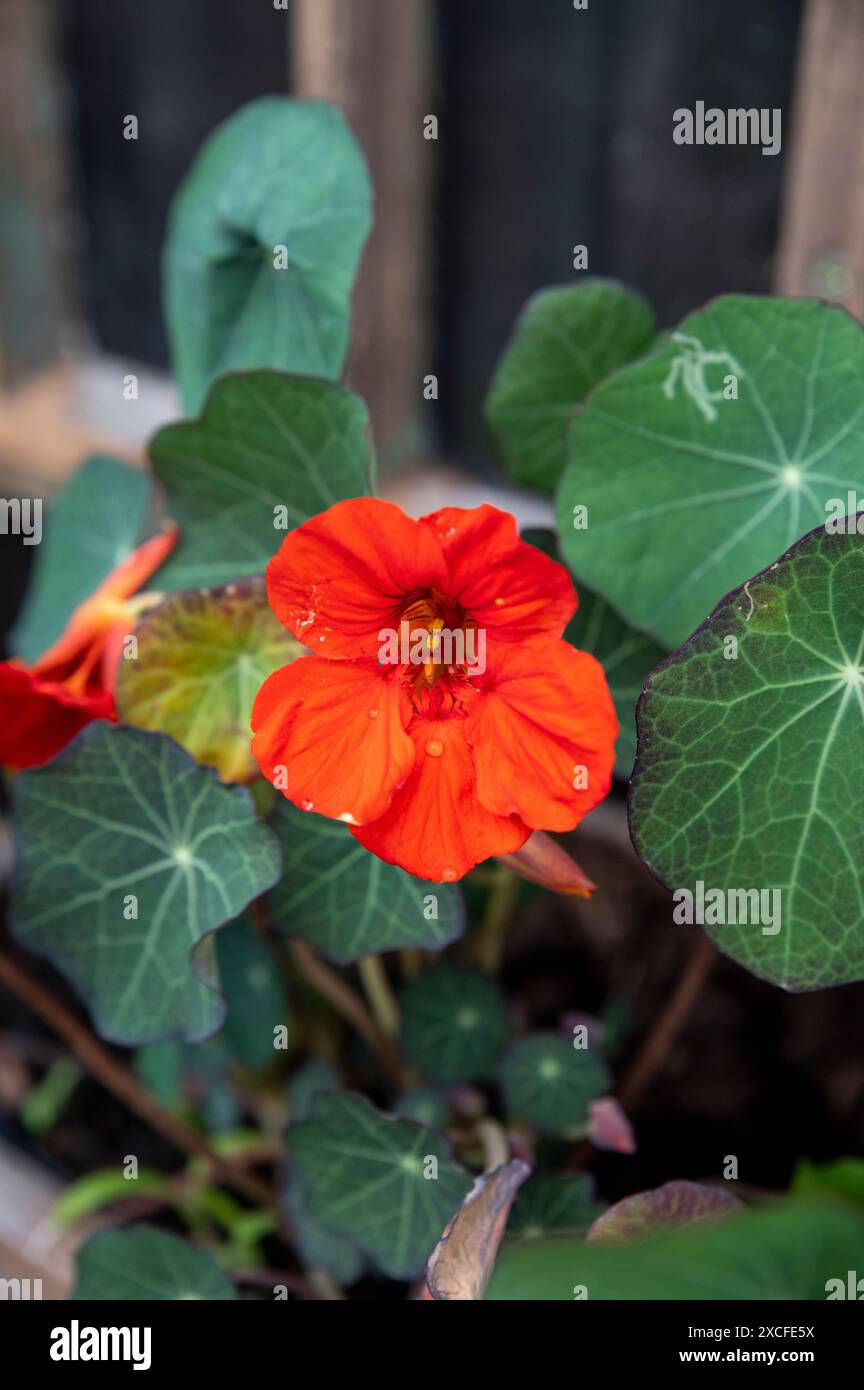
[476,867,520,971]
[289,940,406,1088]
[357,955,401,1037]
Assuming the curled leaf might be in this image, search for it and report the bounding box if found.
[424,1160,531,1301]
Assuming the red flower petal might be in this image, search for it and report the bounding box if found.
[420,505,576,642]
[266,499,448,659]
[251,655,414,824]
[466,638,617,830]
[351,714,530,881]
[0,662,115,770]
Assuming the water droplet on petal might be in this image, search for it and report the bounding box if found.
[442,867,458,881]
[426,739,444,757]
[368,708,379,719]
[300,799,314,812]
[494,597,505,606]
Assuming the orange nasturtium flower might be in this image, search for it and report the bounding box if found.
[252,499,618,882]
[0,525,178,771]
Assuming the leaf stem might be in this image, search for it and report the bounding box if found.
[0,947,276,1213]
[357,955,401,1037]
[618,932,716,1108]
[476,867,520,971]
[289,941,407,1088]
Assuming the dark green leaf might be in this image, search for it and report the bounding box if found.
[399,962,509,1083]
[487,281,655,492]
[217,914,288,1069]
[164,97,371,412]
[11,724,282,1045]
[152,371,373,590]
[499,1033,609,1133]
[558,295,864,648]
[629,521,864,990]
[268,801,465,963]
[287,1090,473,1279]
[393,1088,451,1127]
[507,1172,604,1238]
[73,1227,236,1300]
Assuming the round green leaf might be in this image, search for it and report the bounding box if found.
[11,455,151,663]
[73,1228,236,1300]
[399,963,509,1083]
[499,1033,609,1132]
[487,1200,864,1300]
[165,97,371,413]
[268,801,466,963]
[216,914,288,1069]
[10,724,282,1045]
[557,295,864,648]
[151,371,374,591]
[115,578,301,782]
[487,281,655,492]
[287,1091,473,1280]
[629,521,864,990]
[393,1088,451,1127]
[507,1172,604,1239]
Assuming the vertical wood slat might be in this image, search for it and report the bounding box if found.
[775,0,864,317]
[292,0,433,461]
[0,0,80,386]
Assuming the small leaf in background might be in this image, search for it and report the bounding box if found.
[399,962,510,1084]
[268,802,466,962]
[487,281,655,492]
[792,1157,864,1210]
[587,1180,743,1244]
[629,521,864,990]
[558,295,864,649]
[11,455,151,663]
[11,724,282,1045]
[499,1033,609,1132]
[73,1227,236,1300]
[286,1057,341,1122]
[216,914,288,1069]
[116,578,302,782]
[487,1199,862,1300]
[287,1091,473,1280]
[151,372,373,591]
[506,1171,605,1239]
[523,529,667,778]
[135,1040,185,1107]
[393,1088,451,1127]
[164,97,372,413]
[424,1160,531,1301]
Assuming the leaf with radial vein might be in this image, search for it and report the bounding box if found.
[164,97,371,414]
[267,801,465,962]
[73,1228,236,1300]
[115,578,302,781]
[151,371,373,591]
[288,1091,473,1279]
[11,455,151,663]
[10,724,282,1045]
[487,281,655,492]
[629,521,864,990]
[557,296,864,649]
[487,1200,864,1300]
